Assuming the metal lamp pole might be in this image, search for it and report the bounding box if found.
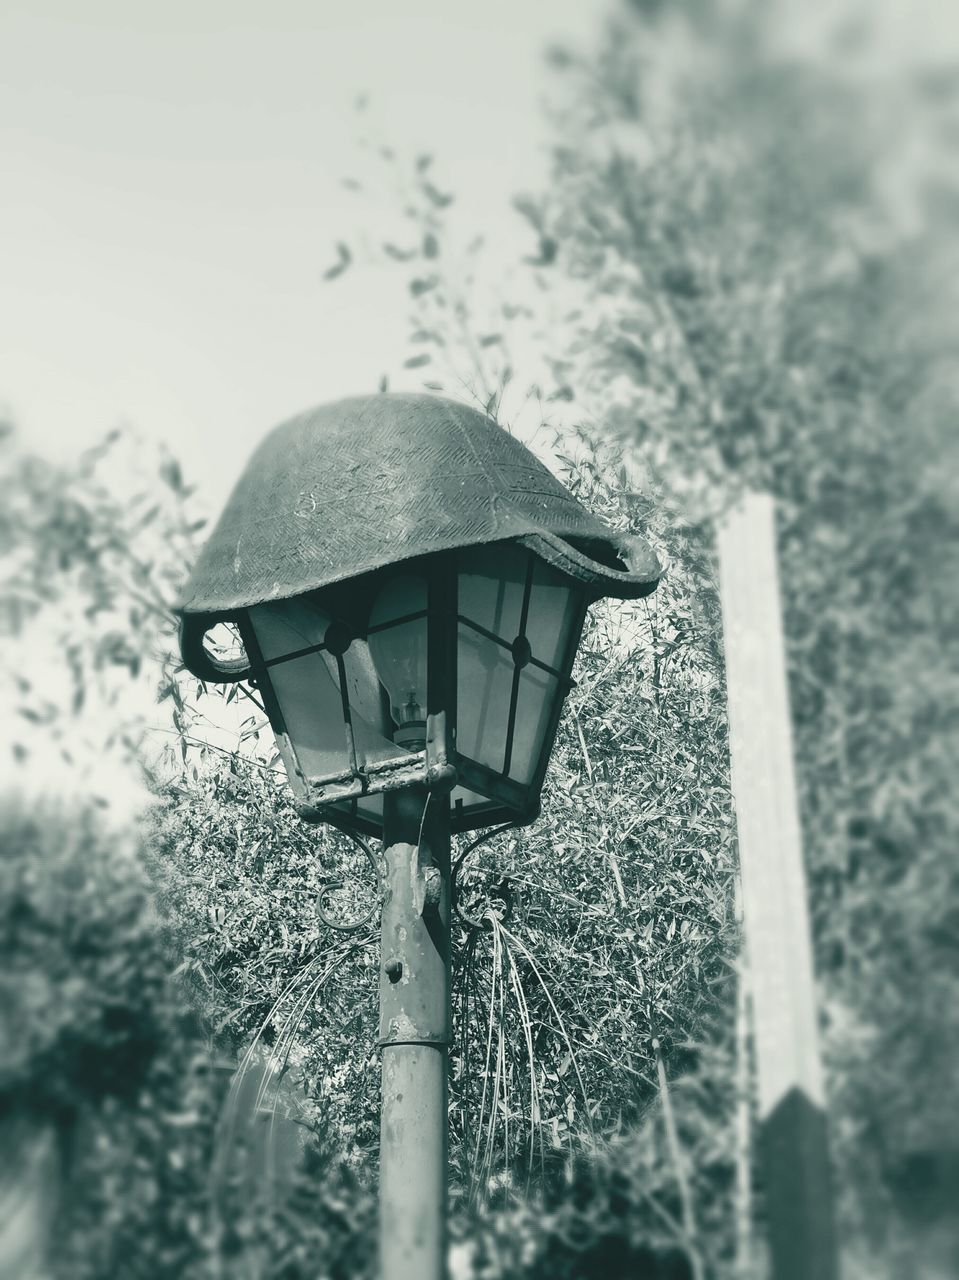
[379,787,451,1280]
[378,561,455,1280]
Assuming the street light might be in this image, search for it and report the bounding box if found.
[177,393,660,1280]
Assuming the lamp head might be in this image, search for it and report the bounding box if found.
[177,393,660,837]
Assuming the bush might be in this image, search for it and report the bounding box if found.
[0,795,168,1125]
[0,793,383,1279]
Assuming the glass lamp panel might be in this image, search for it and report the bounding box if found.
[526,558,580,670]
[455,620,515,773]
[249,597,400,784]
[450,785,502,830]
[337,641,406,766]
[457,546,527,646]
[456,543,580,789]
[329,791,385,833]
[456,542,526,773]
[367,574,429,731]
[510,667,560,783]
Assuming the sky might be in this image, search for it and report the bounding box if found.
[4,0,956,509]
[4,0,955,816]
[1,0,606,814]
[1,0,600,513]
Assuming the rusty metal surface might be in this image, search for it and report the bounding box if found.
[379,1044,448,1280]
[378,785,451,1280]
[177,392,660,614]
[378,788,451,1047]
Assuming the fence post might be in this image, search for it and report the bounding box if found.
[717,492,839,1280]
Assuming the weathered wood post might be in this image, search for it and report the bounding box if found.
[717,492,839,1280]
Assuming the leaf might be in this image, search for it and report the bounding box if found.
[382,242,417,261]
[422,232,439,259]
[545,43,575,70]
[421,180,453,208]
[160,458,183,493]
[409,276,438,297]
[512,194,544,232]
[525,236,558,268]
[403,353,431,369]
[322,242,352,281]
[18,706,51,724]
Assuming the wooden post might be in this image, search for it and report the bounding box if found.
[717,492,839,1280]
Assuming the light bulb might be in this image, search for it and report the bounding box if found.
[367,574,429,741]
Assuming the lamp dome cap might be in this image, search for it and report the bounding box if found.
[177,392,660,615]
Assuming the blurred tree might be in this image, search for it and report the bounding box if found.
[326,2,959,1273]
[520,3,959,1273]
[0,788,378,1280]
[0,422,200,795]
[6,5,957,1273]
[0,432,380,1278]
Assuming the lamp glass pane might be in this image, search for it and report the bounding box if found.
[455,627,514,774]
[450,784,501,824]
[330,791,385,832]
[456,544,579,787]
[511,666,560,782]
[367,574,428,730]
[249,597,401,783]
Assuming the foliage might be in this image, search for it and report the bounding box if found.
[531,11,959,1271]
[145,492,738,1270]
[0,796,170,1122]
[4,3,958,1277]
[0,33,747,1278]
[0,421,200,790]
[0,787,380,1280]
[0,791,212,1276]
[321,2,959,1272]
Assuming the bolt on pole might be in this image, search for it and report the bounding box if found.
[379,785,452,1280]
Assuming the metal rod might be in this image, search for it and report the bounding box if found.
[501,554,535,776]
[379,785,451,1280]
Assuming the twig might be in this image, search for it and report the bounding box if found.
[653,1033,704,1280]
